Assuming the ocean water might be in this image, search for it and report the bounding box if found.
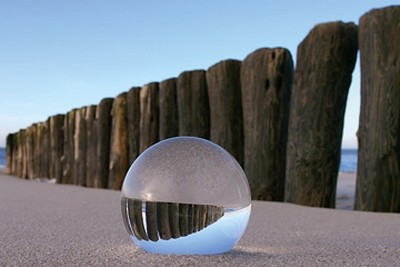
[339,149,357,173]
[0,148,358,172]
[0,148,5,168]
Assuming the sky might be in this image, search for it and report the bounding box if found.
[0,1,396,148]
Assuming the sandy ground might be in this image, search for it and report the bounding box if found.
[1,172,399,266]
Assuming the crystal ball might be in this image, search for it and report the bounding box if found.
[120,136,252,255]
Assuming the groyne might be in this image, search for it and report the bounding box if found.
[6,6,400,212]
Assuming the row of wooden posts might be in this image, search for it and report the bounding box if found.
[6,6,400,212]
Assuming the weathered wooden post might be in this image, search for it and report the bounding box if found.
[25,124,36,179]
[35,121,46,179]
[241,48,293,201]
[74,107,87,186]
[85,105,97,188]
[62,109,77,184]
[30,124,38,179]
[20,129,27,178]
[13,133,19,176]
[284,22,358,208]
[15,129,25,177]
[355,6,400,212]
[206,59,243,165]
[127,87,141,164]
[10,132,18,176]
[14,131,20,177]
[108,93,129,190]
[159,78,179,140]
[96,98,113,188]
[139,83,159,153]
[6,133,14,174]
[177,70,210,138]
[49,115,64,183]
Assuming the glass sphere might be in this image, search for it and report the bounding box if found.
[120,136,251,255]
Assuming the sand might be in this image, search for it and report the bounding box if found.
[1,173,399,266]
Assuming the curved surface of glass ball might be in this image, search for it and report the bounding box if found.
[120,136,251,255]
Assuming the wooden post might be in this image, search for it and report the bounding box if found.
[38,122,45,178]
[159,78,179,140]
[20,129,27,178]
[49,115,64,183]
[127,87,141,164]
[14,131,20,177]
[285,22,358,208]
[139,83,159,153]
[177,70,210,138]
[96,98,113,188]
[241,48,294,201]
[74,107,87,186]
[62,109,77,184]
[108,93,129,190]
[43,118,51,179]
[37,123,45,178]
[34,123,43,179]
[206,59,243,165]
[9,133,17,175]
[355,6,400,212]
[13,133,19,176]
[30,124,38,179]
[85,105,97,188]
[23,127,30,178]
[25,124,36,179]
[6,134,14,174]
[14,131,21,177]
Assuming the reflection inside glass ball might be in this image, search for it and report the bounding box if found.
[120,136,251,255]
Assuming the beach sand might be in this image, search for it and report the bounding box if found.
[1,172,399,266]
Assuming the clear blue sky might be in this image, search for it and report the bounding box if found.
[0,1,396,148]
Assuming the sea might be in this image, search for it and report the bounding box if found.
[0,147,357,173]
[0,147,5,169]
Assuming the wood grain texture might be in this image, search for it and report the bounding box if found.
[159,78,179,140]
[6,133,14,175]
[355,7,400,212]
[30,124,39,179]
[40,119,51,179]
[241,48,294,201]
[177,70,210,138]
[62,110,76,184]
[24,125,35,179]
[285,22,358,208]
[49,115,64,183]
[139,83,159,153]
[206,59,243,166]
[19,129,26,178]
[108,93,129,190]
[11,133,18,176]
[74,108,87,186]
[95,98,113,188]
[127,87,141,164]
[85,105,97,188]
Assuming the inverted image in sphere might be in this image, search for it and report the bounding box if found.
[121,136,251,255]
